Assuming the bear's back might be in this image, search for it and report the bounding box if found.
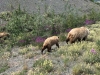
[69,28,80,35]
[43,36,59,46]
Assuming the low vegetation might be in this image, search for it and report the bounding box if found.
[0,3,100,75]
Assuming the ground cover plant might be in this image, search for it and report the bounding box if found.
[0,4,100,47]
[0,21,100,75]
[0,2,100,75]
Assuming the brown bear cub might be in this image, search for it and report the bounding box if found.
[41,36,59,54]
[0,32,10,40]
[66,27,89,44]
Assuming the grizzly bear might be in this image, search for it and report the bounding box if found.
[66,27,89,44]
[0,32,10,40]
[41,36,59,54]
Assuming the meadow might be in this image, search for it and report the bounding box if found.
[0,4,100,75]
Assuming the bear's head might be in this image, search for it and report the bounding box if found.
[66,33,75,44]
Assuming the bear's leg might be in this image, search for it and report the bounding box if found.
[83,36,87,41]
[56,43,59,48]
[78,38,81,42]
[6,34,10,38]
[41,46,47,54]
[47,47,51,52]
[70,41,75,43]
[70,39,76,43]
[3,36,7,40]
[66,38,69,44]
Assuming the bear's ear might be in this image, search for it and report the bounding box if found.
[58,36,59,38]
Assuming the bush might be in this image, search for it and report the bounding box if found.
[59,33,66,41]
[33,59,53,73]
[6,10,34,36]
[0,63,10,73]
[1,4,100,47]
[72,63,95,75]
[96,40,100,50]
[94,62,100,70]
[83,48,100,64]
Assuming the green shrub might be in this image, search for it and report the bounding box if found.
[67,43,84,56]
[16,33,35,46]
[25,52,34,59]
[59,33,66,41]
[0,11,12,21]
[11,70,26,75]
[1,2,100,48]
[96,40,100,50]
[6,11,34,36]
[83,49,100,64]
[0,63,10,73]
[19,48,30,55]
[33,59,53,73]
[94,62,100,70]
[90,0,94,2]
[88,9,100,22]
[72,63,95,75]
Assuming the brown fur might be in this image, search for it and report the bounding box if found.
[41,36,59,54]
[0,32,10,40]
[66,27,89,44]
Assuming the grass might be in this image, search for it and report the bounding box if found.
[29,24,100,75]
[72,63,95,75]
[0,3,100,75]
[0,21,100,75]
[33,59,54,73]
[0,63,10,73]
[11,70,26,75]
